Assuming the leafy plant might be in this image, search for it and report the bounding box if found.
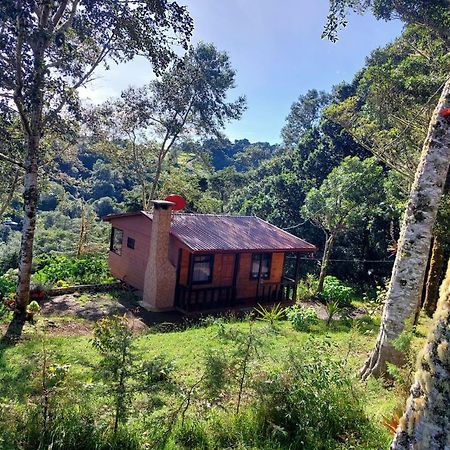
[254,340,376,449]
[216,321,265,414]
[0,269,17,300]
[33,254,112,286]
[325,300,341,326]
[322,276,355,307]
[387,323,416,396]
[27,301,41,315]
[254,303,285,330]
[203,348,230,403]
[286,305,319,331]
[92,315,134,433]
[92,315,175,434]
[297,274,319,301]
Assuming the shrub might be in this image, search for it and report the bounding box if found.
[297,273,319,300]
[253,340,382,449]
[325,300,341,326]
[286,305,318,331]
[322,276,355,307]
[0,269,17,300]
[33,254,112,286]
[254,303,285,330]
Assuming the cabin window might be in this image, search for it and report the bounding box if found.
[250,253,271,279]
[191,254,214,284]
[127,237,135,249]
[110,227,123,255]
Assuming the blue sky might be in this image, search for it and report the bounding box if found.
[80,1,402,144]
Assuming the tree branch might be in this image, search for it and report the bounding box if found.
[55,0,81,34]
[0,151,24,168]
[52,0,70,29]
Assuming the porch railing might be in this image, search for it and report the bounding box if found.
[175,285,234,312]
[257,276,296,304]
[175,277,297,313]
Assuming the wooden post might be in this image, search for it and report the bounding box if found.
[256,254,263,301]
[293,253,301,303]
[232,253,240,304]
[174,249,182,308]
[187,253,194,312]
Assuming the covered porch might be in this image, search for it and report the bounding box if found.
[174,251,304,314]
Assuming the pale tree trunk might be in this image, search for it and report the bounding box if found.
[15,26,47,311]
[317,232,335,293]
[16,145,40,310]
[361,78,450,379]
[391,262,450,450]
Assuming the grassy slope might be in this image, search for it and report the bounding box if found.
[0,317,398,423]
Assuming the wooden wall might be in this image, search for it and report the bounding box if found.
[178,251,285,300]
[236,252,284,299]
[108,215,151,291]
[108,215,185,291]
[179,251,235,288]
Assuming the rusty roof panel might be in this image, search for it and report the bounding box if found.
[138,212,316,253]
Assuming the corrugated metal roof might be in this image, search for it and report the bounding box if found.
[138,212,316,253]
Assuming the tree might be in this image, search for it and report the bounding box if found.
[92,42,246,208]
[324,0,450,379]
[301,156,384,292]
[281,89,331,148]
[0,0,193,311]
[391,261,450,450]
[360,79,450,378]
[325,23,450,317]
[323,1,450,47]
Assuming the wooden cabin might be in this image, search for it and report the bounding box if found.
[104,200,316,313]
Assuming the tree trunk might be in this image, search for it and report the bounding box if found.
[15,28,47,311]
[16,147,39,311]
[391,262,450,450]
[149,157,163,203]
[361,78,450,380]
[423,235,446,318]
[317,233,335,293]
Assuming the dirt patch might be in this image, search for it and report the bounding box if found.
[41,294,129,321]
[41,318,94,336]
[299,299,369,320]
[37,291,181,335]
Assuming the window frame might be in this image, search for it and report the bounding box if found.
[110,227,124,255]
[190,254,215,285]
[250,253,272,280]
[127,237,135,250]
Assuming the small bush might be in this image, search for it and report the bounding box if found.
[325,300,341,326]
[0,269,17,300]
[322,276,355,307]
[286,305,318,331]
[253,340,383,449]
[297,274,319,300]
[33,254,112,286]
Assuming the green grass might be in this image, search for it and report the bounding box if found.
[0,315,411,449]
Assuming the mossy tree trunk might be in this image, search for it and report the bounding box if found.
[361,78,450,379]
[423,235,446,317]
[391,262,450,450]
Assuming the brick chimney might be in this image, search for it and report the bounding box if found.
[142,200,177,311]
